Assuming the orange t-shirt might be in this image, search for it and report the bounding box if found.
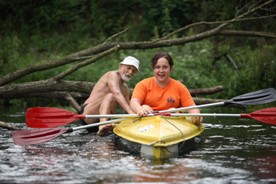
[132,77,195,111]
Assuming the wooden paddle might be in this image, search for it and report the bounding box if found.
[13,108,276,146]
[12,118,124,146]
[26,88,276,128]
[159,88,276,113]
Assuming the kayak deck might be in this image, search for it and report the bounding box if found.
[113,115,204,159]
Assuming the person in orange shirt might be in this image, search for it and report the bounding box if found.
[130,52,202,124]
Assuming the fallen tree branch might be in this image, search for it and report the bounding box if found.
[0,80,94,99]
[218,30,276,38]
[52,45,120,81]
[0,121,19,130]
[65,93,81,112]
[28,91,89,99]
[189,86,224,96]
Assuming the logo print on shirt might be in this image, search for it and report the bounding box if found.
[167,97,175,103]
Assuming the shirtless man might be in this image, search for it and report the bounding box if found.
[80,56,139,136]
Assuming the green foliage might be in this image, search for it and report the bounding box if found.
[202,42,276,98]
[200,0,237,21]
[139,0,201,39]
[0,0,275,103]
[171,41,217,88]
[227,45,276,91]
[0,35,21,75]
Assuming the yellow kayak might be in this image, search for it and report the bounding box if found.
[113,115,204,159]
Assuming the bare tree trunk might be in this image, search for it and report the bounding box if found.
[0,121,19,130]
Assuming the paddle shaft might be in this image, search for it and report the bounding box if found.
[29,108,239,119]
[72,118,124,131]
[83,108,276,125]
[12,118,125,146]
[84,112,265,118]
[158,102,225,113]
[83,112,241,118]
[26,88,276,128]
[159,88,276,113]
[79,103,229,118]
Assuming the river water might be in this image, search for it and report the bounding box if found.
[0,107,275,184]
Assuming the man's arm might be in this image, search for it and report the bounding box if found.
[107,72,134,114]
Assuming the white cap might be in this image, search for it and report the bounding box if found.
[120,56,139,71]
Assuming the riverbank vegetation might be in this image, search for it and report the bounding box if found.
[0,0,275,108]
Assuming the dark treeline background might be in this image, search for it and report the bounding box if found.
[0,0,275,107]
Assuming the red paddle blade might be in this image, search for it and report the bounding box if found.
[26,107,84,128]
[241,107,276,125]
[12,128,71,146]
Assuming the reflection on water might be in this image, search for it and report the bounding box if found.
[0,112,275,183]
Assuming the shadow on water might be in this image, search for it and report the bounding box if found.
[0,108,275,183]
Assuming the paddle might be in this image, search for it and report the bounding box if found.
[13,108,276,146]
[173,107,276,125]
[26,106,276,127]
[12,118,124,146]
[26,107,136,128]
[26,88,276,128]
[32,107,273,125]
[159,88,276,113]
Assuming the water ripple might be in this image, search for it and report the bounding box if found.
[0,119,275,183]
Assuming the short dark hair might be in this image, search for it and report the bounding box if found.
[151,52,174,69]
